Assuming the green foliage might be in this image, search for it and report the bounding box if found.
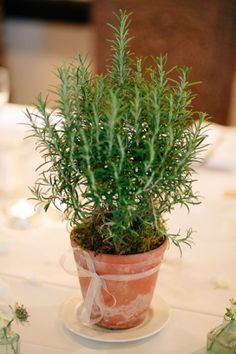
[26,10,208,255]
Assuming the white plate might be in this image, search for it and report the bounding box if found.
[60,295,170,343]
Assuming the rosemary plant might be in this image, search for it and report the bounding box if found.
[26,10,208,255]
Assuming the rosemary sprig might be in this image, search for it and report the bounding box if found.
[26,10,208,254]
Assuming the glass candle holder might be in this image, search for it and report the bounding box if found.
[0,327,20,354]
[207,301,236,354]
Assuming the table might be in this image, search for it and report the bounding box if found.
[0,104,236,353]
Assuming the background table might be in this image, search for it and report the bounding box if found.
[0,104,236,353]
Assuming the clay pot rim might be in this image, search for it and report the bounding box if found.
[71,238,168,265]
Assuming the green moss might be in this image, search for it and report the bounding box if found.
[70,211,167,255]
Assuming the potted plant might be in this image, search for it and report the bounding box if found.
[26,10,207,329]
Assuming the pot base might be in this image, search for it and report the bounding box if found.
[94,292,152,329]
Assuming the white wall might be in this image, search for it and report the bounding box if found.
[4,19,96,107]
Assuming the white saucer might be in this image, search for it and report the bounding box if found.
[60,295,170,343]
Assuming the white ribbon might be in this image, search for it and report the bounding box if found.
[60,248,161,327]
[75,250,117,326]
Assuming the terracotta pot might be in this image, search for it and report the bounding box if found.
[71,239,167,329]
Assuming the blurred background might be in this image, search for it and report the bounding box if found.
[0,0,235,125]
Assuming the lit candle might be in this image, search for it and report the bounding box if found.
[10,198,35,220]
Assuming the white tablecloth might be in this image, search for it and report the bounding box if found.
[0,104,236,353]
